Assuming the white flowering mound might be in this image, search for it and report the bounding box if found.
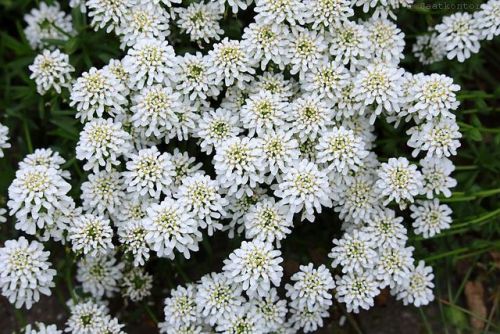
[3,0,498,332]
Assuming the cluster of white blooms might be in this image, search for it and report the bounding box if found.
[65,299,125,333]
[29,49,74,95]
[413,0,500,64]
[0,237,56,309]
[9,0,475,330]
[22,322,62,334]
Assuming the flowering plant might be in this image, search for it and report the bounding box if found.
[0,0,499,333]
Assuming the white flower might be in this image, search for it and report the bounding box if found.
[213,136,264,197]
[256,130,300,182]
[284,27,328,79]
[393,260,435,306]
[86,0,132,33]
[475,0,500,40]
[65,300,109,334]
[115,193,151,226]
[353,63,405,123]
[195,272,245,326]
[412,33,446,65]
[224,187,267,238]
[435,12,481,62]
[117,3,170,48]
[222,240,283,298]
[219,0,253,14]
[285,263,335,310]
[288,304,329,333]
[220,85,248,111]
[248,72,295,101]
[65,299,125,334]
[286,93,334,142]
[163,284,199,329]
[130,84,181,140]
[328,21,370,68]
[175,2,224,43]
[241,22,290,70]
[364,17,405,63]
[123,146,174,199]
[8,165,73,234]
[361,208,407,249]
[29,49,74,95]
[209,38,256,88]
[22,322,62,334]
[174,53,221,100]
[303,0,353,29]
[102,58,131,90]
[335,271,380,313]
[408,74,460,121]
[76,252,124,298]
[0,237,56,309]
[240,91,288,136]
[170,149,203,190]
[143,0,181,7]
[81,170,125,215]
[168,98,202,143]
[159,323,203,334]
[121,267,153,302]
[68,213,114,256]
[332,172,381,225]
[407,117,462,158]
[329,229,378,273]
[249,288,288,332]
[18,148,69,179]
[254,0,306,26]
[273,159,332,222]
[244,196,293,246]
[24,2,74,49]
[375,245,414,289]
[123,38,176,89]
[420,157,457,199]
[196,108,242,155]
[76,118,132,172]
[175,173,226,235]
[410,199,453,238]
[118,220,150,267]
[215,304,261,334]
[375,157,424,207]
[143,198,202,259]
[0,123,10,158]
[70,67,128,122]
[36,201,81,245]
[316,126,369,175]
[302,60,349,103]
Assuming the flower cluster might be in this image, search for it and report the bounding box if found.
[5,0,477,331]
[413,0,500,64]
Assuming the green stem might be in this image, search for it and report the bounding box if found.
[438,298,500,330]
[424,241,499,262]
[458,121,500,134]
[418,308,434,334]
[144,304,158,325]
[436,188,500,202]
[13,308,27,329]
[454,165,477,171]
[23,121,33,153]
[457,92,496,100]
